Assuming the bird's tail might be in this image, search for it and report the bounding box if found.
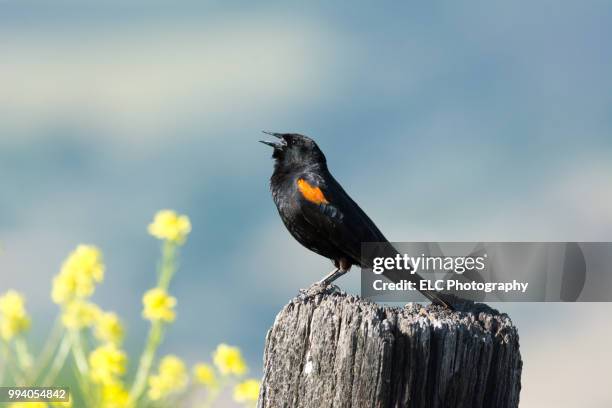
[418,281,457,309]
[382,268,457,310]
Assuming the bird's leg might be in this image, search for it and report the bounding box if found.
[317,268,347,287]
[299,268,345,298]
[299,260,352,298]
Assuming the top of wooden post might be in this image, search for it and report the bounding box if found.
[259,288,522,408]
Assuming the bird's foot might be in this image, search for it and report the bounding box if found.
[298,282,339,299]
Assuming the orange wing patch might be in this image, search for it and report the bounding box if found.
[297,178,329,205]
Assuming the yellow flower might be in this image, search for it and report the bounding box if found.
[51,273,78,305]
[89,343,127,385]
[148,210,191,244]
[193,363,217,387]
[95,312,124,345]
[61,300,101,329]
[233,379,261,404]
[10,403,48,408]
[142,288,176,322]
[100,381,131,408]
[0,317,30,341]
[147,355,188,401]
[62,245,104,282]
[0,290,31,341]
[213,344,247,376]
[0,290,28,317]
[52,245,104,304]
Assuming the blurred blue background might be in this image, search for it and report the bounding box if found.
[1,2,611,407]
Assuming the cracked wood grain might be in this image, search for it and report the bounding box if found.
[258,290,521,408]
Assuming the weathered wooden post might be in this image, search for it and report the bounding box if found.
[258,290,521,408]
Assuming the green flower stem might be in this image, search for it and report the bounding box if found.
[14,336,33,375]
[69,329,91,399]
[201,376,230,408]
[31,317,63,383]
[129,239,179,403]
[41,334,71,386]
[0,341,8,385]
[1,340,24,385]
[201,387,221,408]
[167,382,196,408]
[71,364,93,408]
[69,330,88,376]
[128,321,163,403]
[158,241,178,290]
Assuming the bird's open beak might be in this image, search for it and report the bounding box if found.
[259,131,286,149]
[262,131,283,139]
[259,140,279,148]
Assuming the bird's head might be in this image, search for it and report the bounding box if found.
[260,132,327,170]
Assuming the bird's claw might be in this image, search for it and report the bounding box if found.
[298,282,339,299]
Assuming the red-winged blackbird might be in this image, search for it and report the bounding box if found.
[261,132,453,308]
